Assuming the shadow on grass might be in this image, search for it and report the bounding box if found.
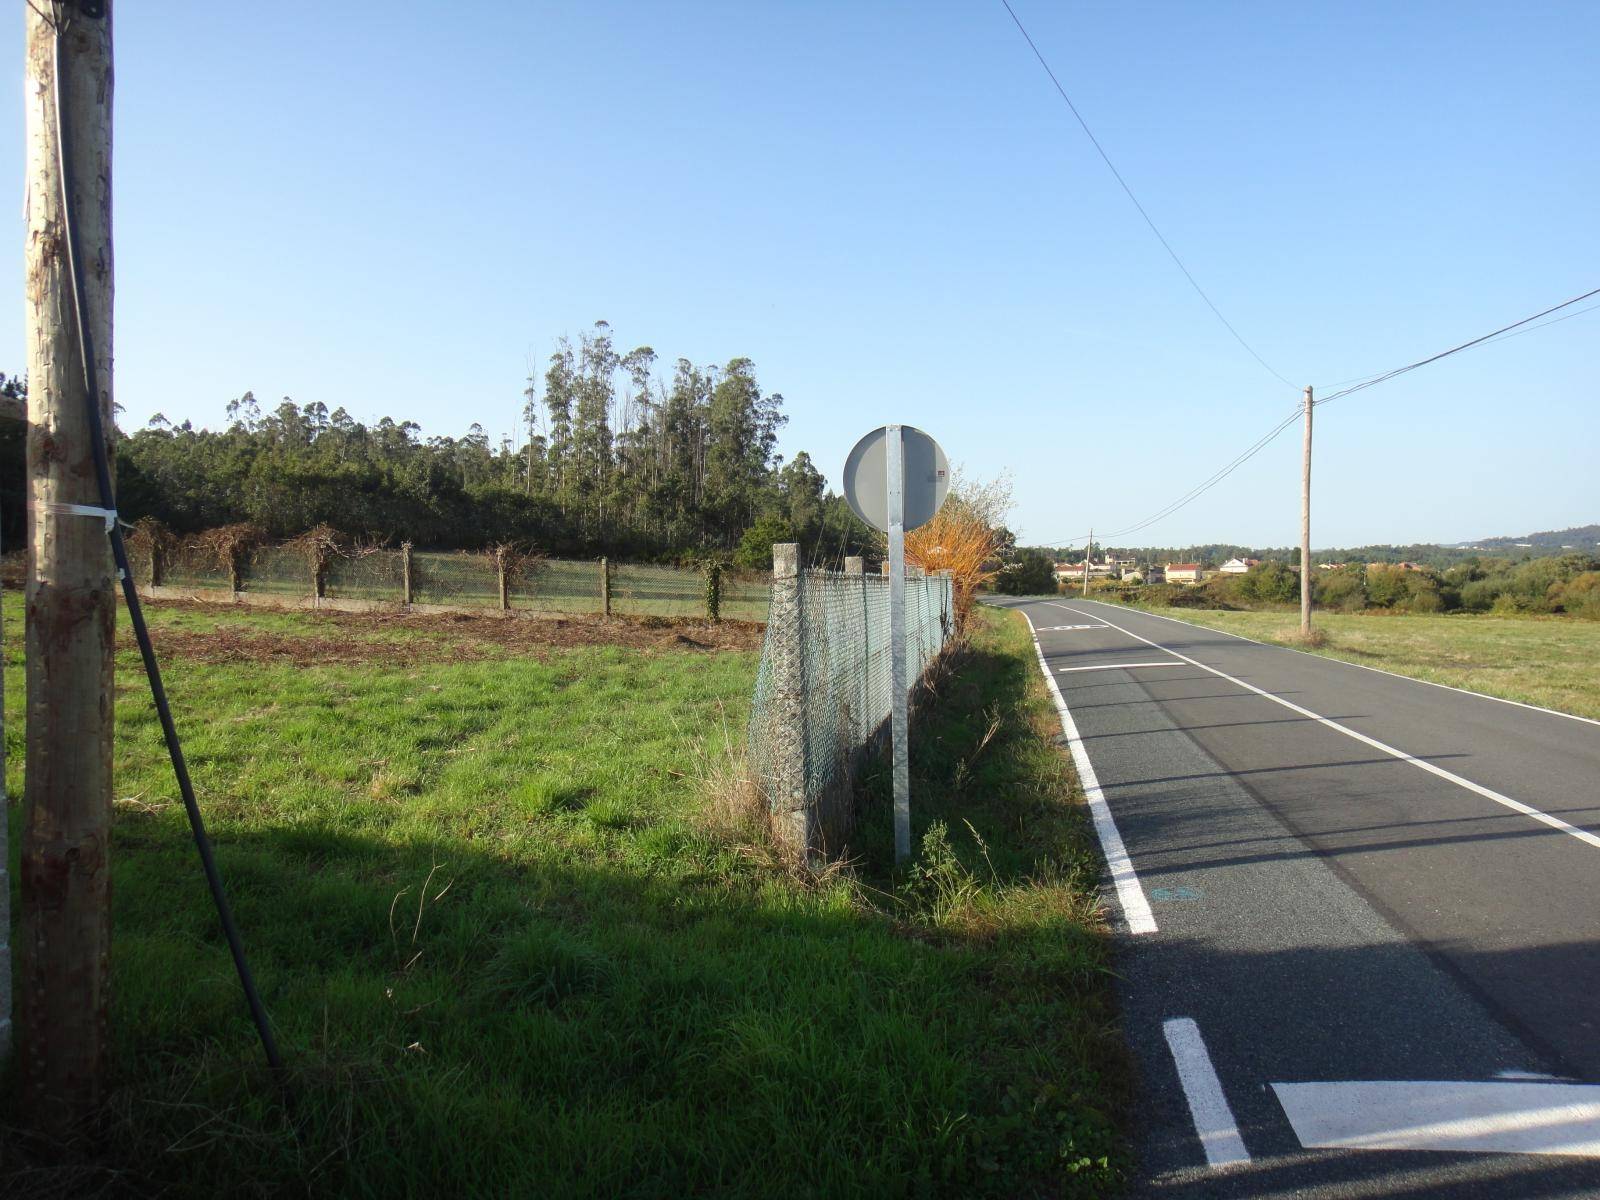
[1,618,1125,1200]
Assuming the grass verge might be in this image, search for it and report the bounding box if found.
[1102,599,1600,720]
[3,598,1123,1197]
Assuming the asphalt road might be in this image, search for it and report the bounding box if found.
[988,596,1600,1199]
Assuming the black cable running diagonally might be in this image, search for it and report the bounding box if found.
[998,0,1297,391]
[1314,285,1600,408]
[50,11,283,1073]
[1040,283,1599,548]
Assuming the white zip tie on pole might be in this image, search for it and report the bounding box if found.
[37,499,118,531]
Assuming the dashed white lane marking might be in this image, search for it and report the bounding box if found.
[1019,606,1157,934]
[1057,662,1187,673]
[1273,1080,1600,1157]
[1051,602,1600,852]
[1164,1018,1251,1168]
[1099,601,1600,728]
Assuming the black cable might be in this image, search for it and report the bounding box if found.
[1315,286,1600,408]
[999,0,1297,391]
[1039,285,1598,546]
[51,14,283,1074]
[1040,404,1301,547]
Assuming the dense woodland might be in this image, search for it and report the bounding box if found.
[0,324,876,565]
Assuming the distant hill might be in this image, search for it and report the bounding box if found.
[1454,525,1600,552]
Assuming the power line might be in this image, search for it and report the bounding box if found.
[1040,283,1599,548]
[1041,405,1301,547]
[1315,285,1600,408]
[998,0,1297,391]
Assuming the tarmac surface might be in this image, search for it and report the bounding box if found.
[989,596,1600,1198]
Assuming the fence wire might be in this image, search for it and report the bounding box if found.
[142,531,761,622]
[747,567,953,838]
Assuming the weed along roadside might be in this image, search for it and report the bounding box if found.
[1,594,1125,1197]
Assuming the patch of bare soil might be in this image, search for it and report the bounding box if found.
[126,602,764,668]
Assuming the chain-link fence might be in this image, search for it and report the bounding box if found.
[136,530,768,622]
[747,546,953,853]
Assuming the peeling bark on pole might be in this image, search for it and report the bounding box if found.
[20,3,116,1129]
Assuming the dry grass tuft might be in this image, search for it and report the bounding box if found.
[1283,627,1329,649]
[691,705,848,886]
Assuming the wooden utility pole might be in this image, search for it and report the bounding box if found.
[20,2,116,1129]
[1082,528,1092,597]
[1300,385,1313,636]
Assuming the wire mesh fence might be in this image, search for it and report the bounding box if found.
[747,551,953,852]
[410,551,499,607]
[325,548,405,601]
[720,571,772,623]
[137,530,767,622]
[163,542,234,591]
[611,562,705,618]
[510,558,603,615]
[242,545,311,596]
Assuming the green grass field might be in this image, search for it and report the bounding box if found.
[1105,600,1600,721]
[2,599,1124,1198]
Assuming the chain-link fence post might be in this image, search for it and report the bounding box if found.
[768,542,812,853]
[599,557,611,619]
[400,542,413,606]
[148,537,164,589]
[495,546,510,612]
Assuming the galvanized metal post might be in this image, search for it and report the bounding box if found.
[844,555,866,747]
[887,425,911,864]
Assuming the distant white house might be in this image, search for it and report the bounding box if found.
[1049,563,1113,585]
[1165,563,1206,585]
[1218,557,1259,575]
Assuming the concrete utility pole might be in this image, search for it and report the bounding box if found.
[1082,528,1092,597]
[20,1,115,1128]
[1300,385,1313,636]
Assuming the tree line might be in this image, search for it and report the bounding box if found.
[1111,555,1600,619]
[0,324,878,564]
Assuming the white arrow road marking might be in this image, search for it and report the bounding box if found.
[1165,1019,1251,1168]
[1057,662,1187,673]
[1273,1081,1600,1157]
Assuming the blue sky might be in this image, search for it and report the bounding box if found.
[6,2,1595,548]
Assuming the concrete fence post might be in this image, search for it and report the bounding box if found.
[495,546,510,612]
[148,538,164,589]
[599,557,611,619]
[768,542,812,854]
[400,542,413,606]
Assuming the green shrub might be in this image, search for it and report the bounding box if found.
[732,515,794,571]
[1314,565,1366,612]
[1558,572,1600,619]
[1237,561,1298,604]
[996,548,1058,595]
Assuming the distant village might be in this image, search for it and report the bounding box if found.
[1050,555,1431,586]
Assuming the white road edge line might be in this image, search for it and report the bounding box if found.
[1056,662,1187,673]
[1019,605,1158,934]
[1164,1018,1251,1168]
[1092,600,1600,729]
[1052,602,1600,852]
